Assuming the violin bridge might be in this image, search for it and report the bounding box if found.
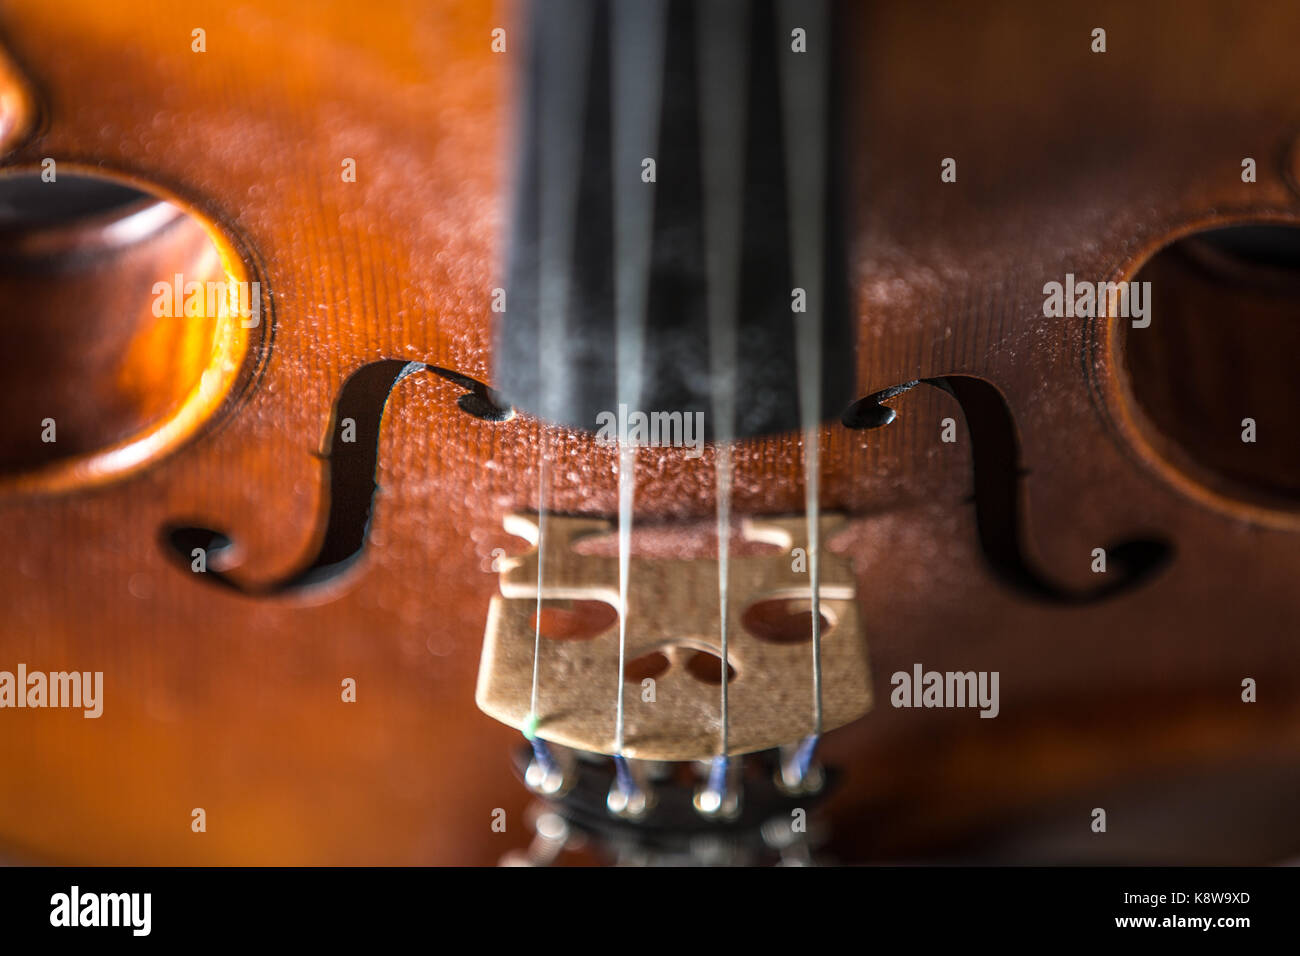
[475,513,872,762]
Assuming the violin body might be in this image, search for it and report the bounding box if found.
[1,0,1299,865]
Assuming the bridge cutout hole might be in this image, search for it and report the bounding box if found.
[530,599,619,641]
[741,597,833,645]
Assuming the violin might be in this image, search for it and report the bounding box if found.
[2,0,1299,867]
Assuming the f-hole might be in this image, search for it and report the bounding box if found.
[161,359,512,595]
[843,376,1173,603]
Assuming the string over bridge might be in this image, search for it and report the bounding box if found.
[476,512,872,761]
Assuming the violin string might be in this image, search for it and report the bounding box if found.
[610,0,667,760]
[614,441,635,757]
[713,444,733,756]
[699,0,749,762]
[779,0,831,755]
[527,0,592,747]
[804,426,822,741]
[528,444,546,730]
